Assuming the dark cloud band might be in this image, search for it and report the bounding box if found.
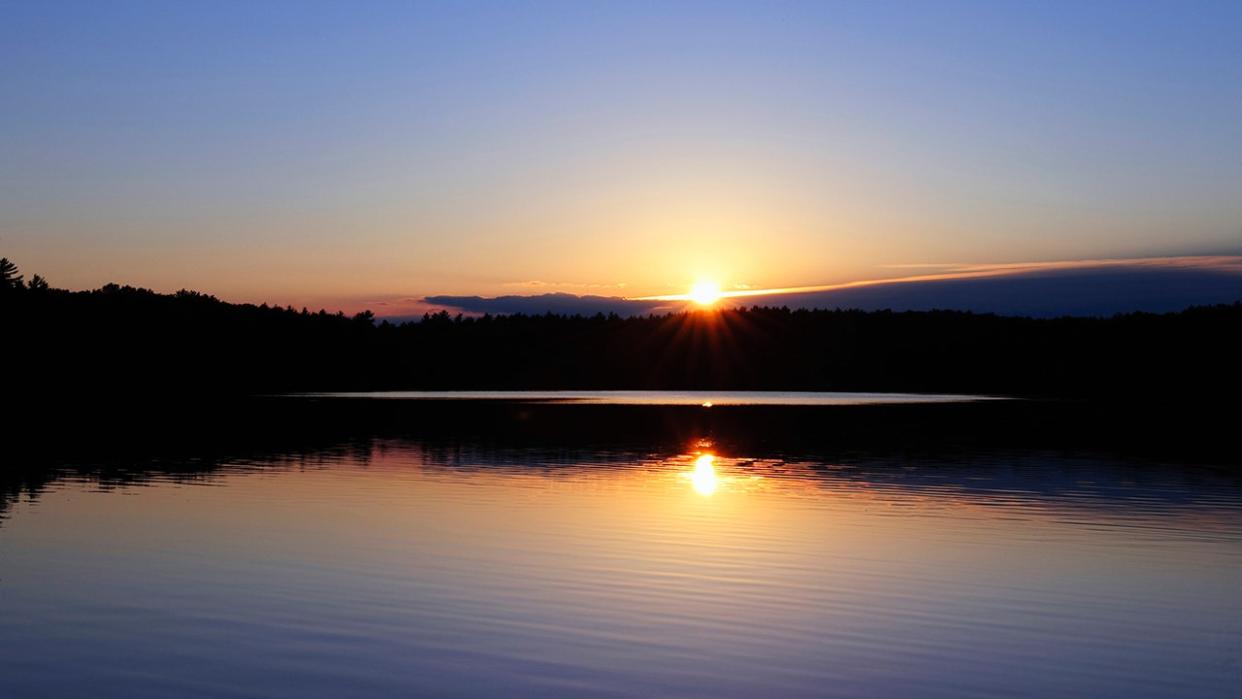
[419,258,1242,319]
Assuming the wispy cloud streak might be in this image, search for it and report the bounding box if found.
[632,256,1242,302]
[395,255,1242,319]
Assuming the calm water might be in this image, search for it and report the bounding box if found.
[302,390,999,405]
[2,435,1240,696]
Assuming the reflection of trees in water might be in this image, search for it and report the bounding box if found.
[0,440,378,526]
[5,432,1240,529]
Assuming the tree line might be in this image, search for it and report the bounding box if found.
[3,257,1239,398]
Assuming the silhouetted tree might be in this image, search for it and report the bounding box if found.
[0,258,23,291]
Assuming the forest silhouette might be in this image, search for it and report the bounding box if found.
[3,257,1239,398]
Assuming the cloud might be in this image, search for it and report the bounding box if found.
[757,262,1242,317]
[635,255,1242,302]
[422,293,668,317]
[413,255,1242,319]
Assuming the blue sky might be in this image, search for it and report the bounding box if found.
[2,1,1240,311]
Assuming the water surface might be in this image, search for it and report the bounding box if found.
[2,437,1238,697]
[301,390,999,406]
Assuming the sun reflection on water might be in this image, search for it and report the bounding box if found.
[689,453,719,496]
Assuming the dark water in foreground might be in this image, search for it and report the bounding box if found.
[2,401,1240,697]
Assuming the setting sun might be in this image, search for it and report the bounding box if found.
[689,280,723,306]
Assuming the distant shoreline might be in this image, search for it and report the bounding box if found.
[5,268,1240,400]
[8,395,1236,468]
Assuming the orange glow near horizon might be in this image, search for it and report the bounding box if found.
[629,255,1242,306]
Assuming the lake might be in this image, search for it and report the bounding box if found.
[301,390,1000,406]
[2,396,1239,697]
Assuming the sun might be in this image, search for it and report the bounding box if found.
[688,279,723,306]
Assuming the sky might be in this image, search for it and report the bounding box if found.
[3,1,1241,315]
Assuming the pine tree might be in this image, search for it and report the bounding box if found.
[0,258,24,291]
